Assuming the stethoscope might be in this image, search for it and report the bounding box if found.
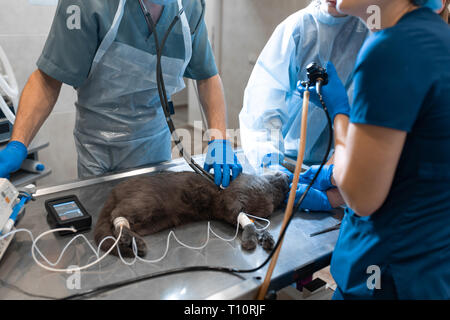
[137,0,217,186]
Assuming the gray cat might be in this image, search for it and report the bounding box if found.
[94,171,290,257]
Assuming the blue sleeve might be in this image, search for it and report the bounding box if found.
[183,1,218,80]
[36,0,101,88]
[350,31,429,132]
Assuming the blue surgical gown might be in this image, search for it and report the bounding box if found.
[239,3,369,170]
[331,8,450,300]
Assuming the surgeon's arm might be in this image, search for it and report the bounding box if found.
[11,69,62,146]
[196,74,228,140]
[332,115,406,216]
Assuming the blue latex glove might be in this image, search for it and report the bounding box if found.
[0,141,28,178]
[300,164,335,191]
[261,153,293,182]
[297,61,350,121]
[204,139,243,188]
[285,183,332,212]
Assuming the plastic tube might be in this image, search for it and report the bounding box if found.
[0,95,15,124]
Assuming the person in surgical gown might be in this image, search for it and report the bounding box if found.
[240,0,370,169]
[239,0,369,210]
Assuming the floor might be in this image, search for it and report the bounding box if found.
[172,104,337,298]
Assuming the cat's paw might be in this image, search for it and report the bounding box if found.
[258,230,275,251]
[115,228,147,258]
[241,224,258,251]
[132,236,148,257]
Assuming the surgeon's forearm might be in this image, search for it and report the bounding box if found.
[196,74,228,141]
[11,69,62,147]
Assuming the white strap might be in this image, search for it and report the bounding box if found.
[91,0,127,68]
[177,0,192,74]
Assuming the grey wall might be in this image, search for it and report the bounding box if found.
[220,0,309,129]
[0,0,78,186]
[0,0,187,187]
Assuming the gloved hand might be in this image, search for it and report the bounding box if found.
[285,183,332,212]
[261,153,293,182]
[297,61,350,121]
[0,141,28,178]
[300,164,335,191]
[204,139,243,188]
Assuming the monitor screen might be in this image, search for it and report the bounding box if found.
[53,201,84,221]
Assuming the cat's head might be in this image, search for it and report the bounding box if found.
[262,171,291,205]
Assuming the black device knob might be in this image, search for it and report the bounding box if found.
[306,62,329,87]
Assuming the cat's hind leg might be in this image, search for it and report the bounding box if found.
[241,224,258,251]
[114,226,148,258]
[258,230,275,251]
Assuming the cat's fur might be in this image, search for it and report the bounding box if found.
[94,171,290,257]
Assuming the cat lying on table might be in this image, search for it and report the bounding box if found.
[94,171,290,258]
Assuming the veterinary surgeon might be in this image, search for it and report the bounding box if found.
[239,0,368,210]
[0,0,242,188]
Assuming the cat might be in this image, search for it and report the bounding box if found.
[94,171,290,258]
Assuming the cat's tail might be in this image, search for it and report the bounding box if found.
[94,191,119,256]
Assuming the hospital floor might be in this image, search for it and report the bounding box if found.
[172,105,337,299]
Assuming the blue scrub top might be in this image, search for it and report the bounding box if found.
[37,0,218,88]
[331,8,450,299]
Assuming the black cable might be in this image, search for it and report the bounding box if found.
[63,266,245,300]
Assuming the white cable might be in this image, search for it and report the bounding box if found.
[0,228,89,267]
[209,220,240,242]
[246,214,271,231]
[35,233,100,267]
[31,226,123,273]
[0,213,271,272]
[129,213,270,265]
[171,223,210,250]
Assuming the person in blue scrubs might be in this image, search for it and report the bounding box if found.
[0,0,241,187]
[300,0,450,299]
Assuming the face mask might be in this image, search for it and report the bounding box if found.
[150,0,178,4]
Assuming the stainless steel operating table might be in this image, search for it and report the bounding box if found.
[0,152,342,300]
